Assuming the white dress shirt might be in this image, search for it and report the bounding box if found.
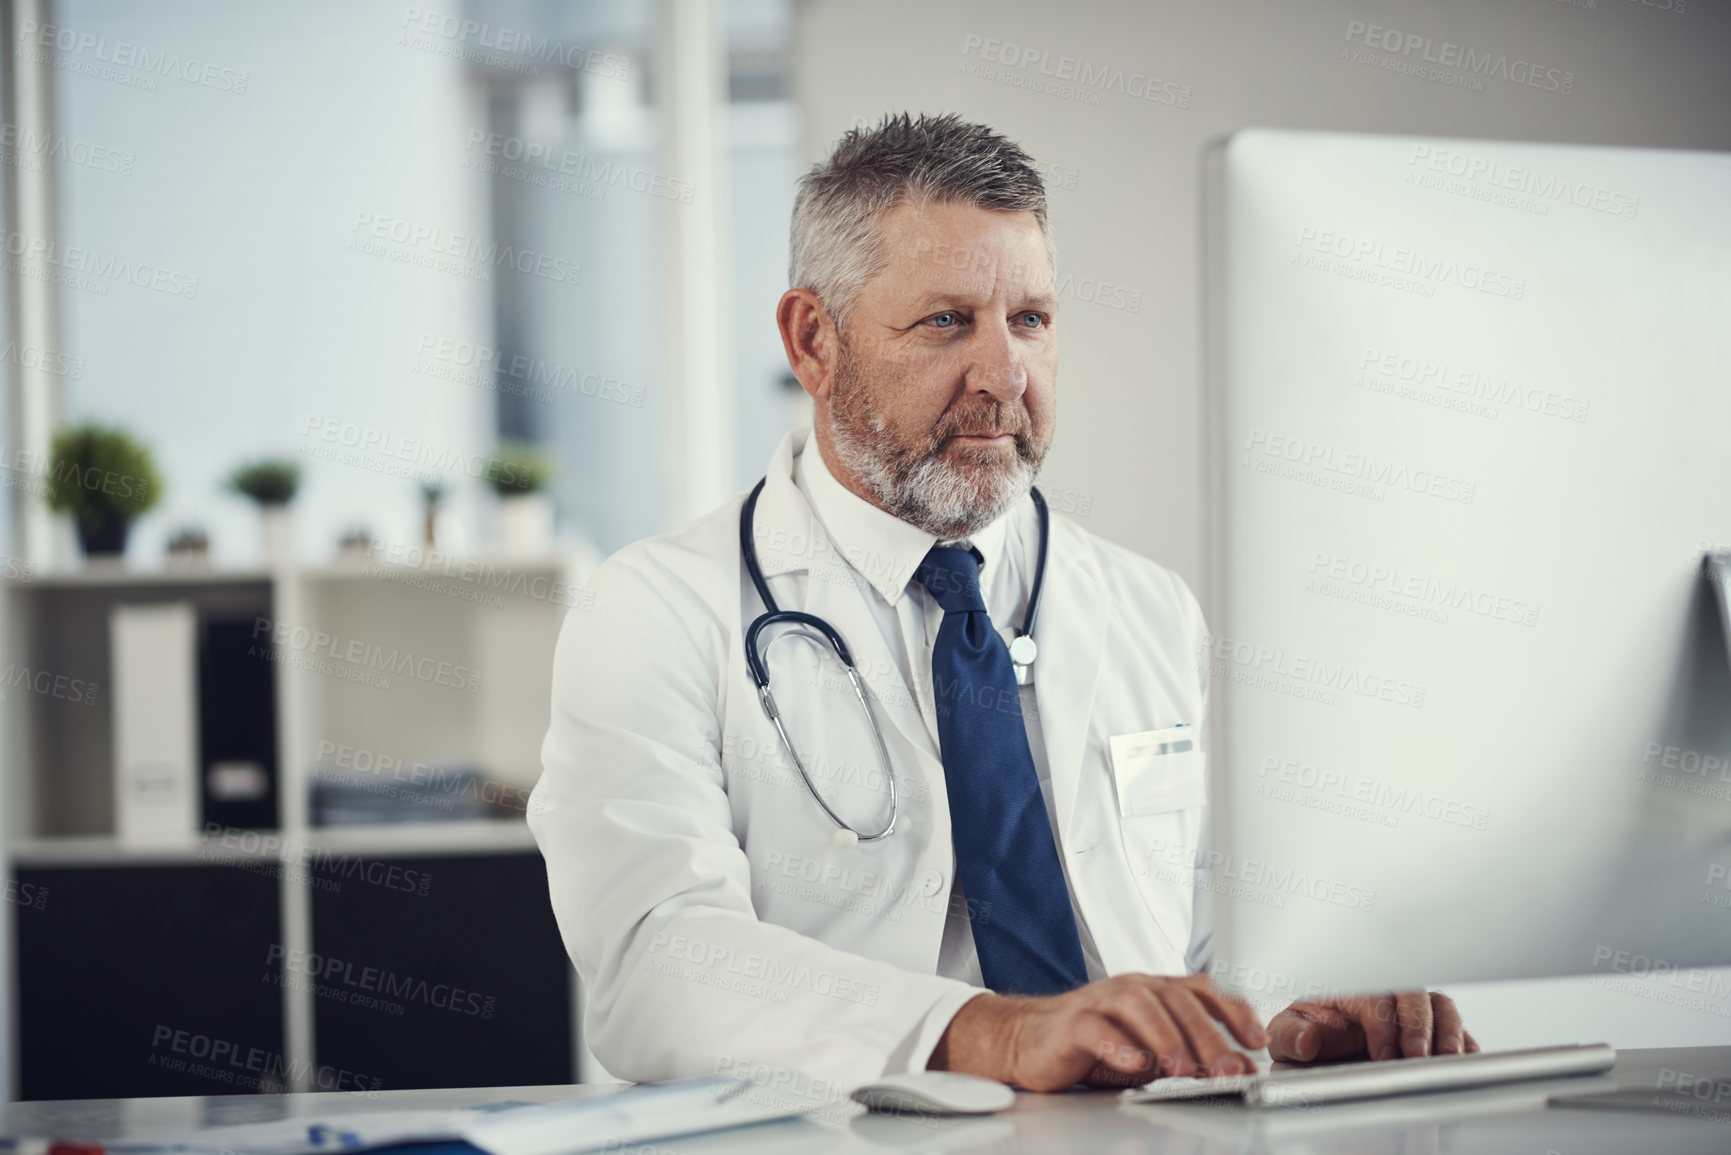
[792,439,1107,1062]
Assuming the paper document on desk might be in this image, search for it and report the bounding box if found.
[462,1077,803,1155]
[114,1078,803,1155]
[106,1109,473,1155]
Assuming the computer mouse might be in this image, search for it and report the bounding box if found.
[851,1071,1016,1115]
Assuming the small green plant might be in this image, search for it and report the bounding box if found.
[485,442,554,496]
[417,474,446,548]
[44,423,163,554]
[228,459,301,506]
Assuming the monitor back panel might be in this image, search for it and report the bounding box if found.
[1203,128,1731,997]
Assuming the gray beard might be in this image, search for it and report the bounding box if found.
[826,357,1043,540]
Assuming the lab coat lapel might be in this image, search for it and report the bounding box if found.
[1034,515,1108,847]
[746,431,810,571]
[749,433,943,776]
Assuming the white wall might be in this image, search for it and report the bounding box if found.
[789,0,1731,1051]
[792,0,1731,590]
[53,0,490,568]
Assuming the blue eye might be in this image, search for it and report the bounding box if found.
[1019,313,1045,328]
[930,312,958,328]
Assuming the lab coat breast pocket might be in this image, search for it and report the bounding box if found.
[1107,726,1206,967]
[1109,727,1204,818]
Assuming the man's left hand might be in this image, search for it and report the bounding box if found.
[1266,991,1478,1063]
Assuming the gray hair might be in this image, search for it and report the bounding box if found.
[788,113,1053,333]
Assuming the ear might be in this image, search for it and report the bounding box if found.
[776,289,842,403]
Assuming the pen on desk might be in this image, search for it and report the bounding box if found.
[305,1127,361,1150]
[47,1142,105,1155]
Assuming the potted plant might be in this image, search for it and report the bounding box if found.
[335,525,375,566]
[485,442,555,555]
[228,459,301,568]
[165,525,211,572]
[44,423,163,562]
[419,477,445,549]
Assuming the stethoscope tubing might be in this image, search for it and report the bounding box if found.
[738,476,1049,843]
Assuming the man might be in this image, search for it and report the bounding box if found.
[528,113,1475,1091]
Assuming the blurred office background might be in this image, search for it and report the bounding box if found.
[2,0,1729,1099]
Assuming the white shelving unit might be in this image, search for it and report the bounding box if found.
[0,545,589,1091]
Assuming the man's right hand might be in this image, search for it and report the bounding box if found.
[927,973,1268,1091]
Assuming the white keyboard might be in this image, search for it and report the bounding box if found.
[1120,1043,1616,1110]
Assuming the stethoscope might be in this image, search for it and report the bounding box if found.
[739,477,1051,847]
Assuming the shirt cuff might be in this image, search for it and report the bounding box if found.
[883,984,986,1074]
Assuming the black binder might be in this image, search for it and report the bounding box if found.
[198,617,279,830]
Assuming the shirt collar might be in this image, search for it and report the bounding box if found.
[794,429,1011,607]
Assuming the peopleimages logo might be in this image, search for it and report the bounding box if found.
[16,19,250,93]
[348,211,580,286]
[959,34,1191,108]
[0,340,84,379]
[1149,845,1378,913]
[1258,754,1491,831]
[1356,347,1589,424]
[414,335,644,408]
[644,933,880,1007]
[149,1025,381,1094]
[1406,145,1639,220]
[267,945,496,1018]
[300,415,541,485]
[1199,630,1428,709]
[401,6,631,80]
[1341,20,1575,95]
[0,662,100,706]
[0,123,134,175]
[463,131,693,204]
[1244,428,1478,505]
[1591,945,1731,1006]
[1306,550,1541,628]
[1,230,201,298]
[1294,227,1526,301]
[250,616,481,694]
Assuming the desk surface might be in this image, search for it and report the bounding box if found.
[7,1047,1729,1154]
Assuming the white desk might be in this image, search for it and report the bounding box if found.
[6,1047,1728,1153]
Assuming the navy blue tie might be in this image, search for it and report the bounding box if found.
[914,545,1088,996]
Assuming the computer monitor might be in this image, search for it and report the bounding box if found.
[1201,128,1731,1004]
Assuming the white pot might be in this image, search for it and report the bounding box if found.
[497,492,554,556]
[334,539,374,568]
[260,506,295,568]
[165,548,212,573]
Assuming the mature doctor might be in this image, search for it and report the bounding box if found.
[528,114,1475,1092]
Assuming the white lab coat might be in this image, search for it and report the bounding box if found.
[528,427,1211,1088]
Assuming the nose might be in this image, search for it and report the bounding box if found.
[963,316,1027,403]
